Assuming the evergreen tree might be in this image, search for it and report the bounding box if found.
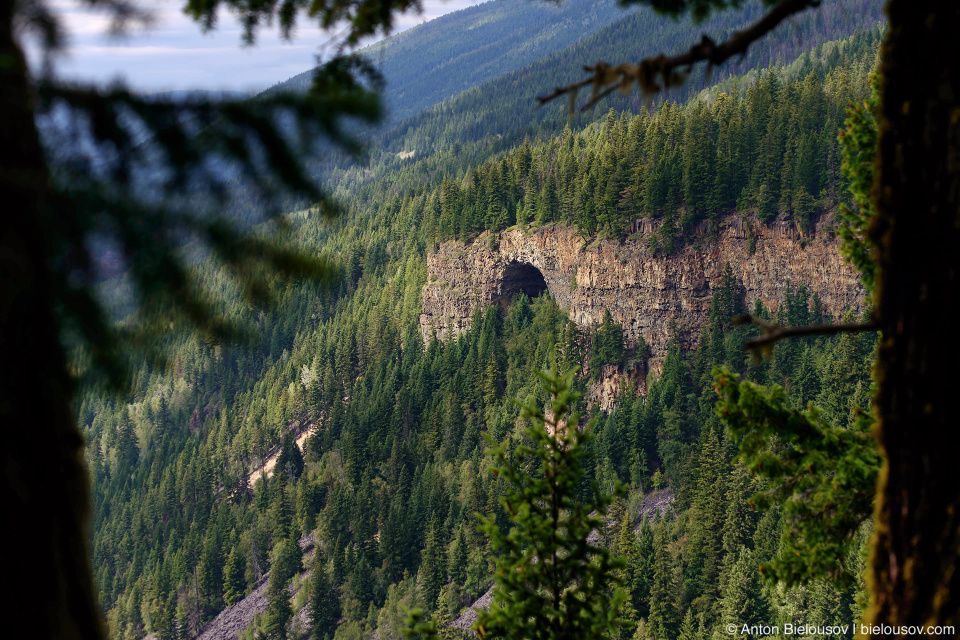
[682,102,715,219]
[223,546,248,607]
[685,427,726,608]
[271,537,304,590]
[349,553,374,611]
[715,367,879,588]
[275,431,305,482]
[449,526,468,587]
[536,175,558,225]
[476,357,625,640]
[647,521,680,640]
[270,475,296,541]
[677,609,700,640]
[198,529,225,613]
[614,509,639,626]
[309,554,340,640]
[264,567,294,640]
[115,408,140,471]
[589,310,625,379]
[718,549,766,635]
[721,466,755,557]
[632,519,655,621]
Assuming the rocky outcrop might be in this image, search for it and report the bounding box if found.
[193,534,316,640]
[588,363,646,412]
[449,489,675,634]
[419,217,865,361]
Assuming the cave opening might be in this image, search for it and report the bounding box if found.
[498,261,549,310]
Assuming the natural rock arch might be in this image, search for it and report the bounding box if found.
[419,223,866,361]
[495,261,549,310]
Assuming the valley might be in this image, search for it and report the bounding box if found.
[72,3,886,640]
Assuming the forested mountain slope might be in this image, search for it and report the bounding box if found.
[315,4,884,212]
[372,0,884,153]
[269,0,630,123]
[270,0,883,153]
[345,28,882,255]
[80,18,881,640]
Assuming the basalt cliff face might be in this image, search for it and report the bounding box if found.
[419,217,866,364]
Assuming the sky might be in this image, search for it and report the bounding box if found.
[31,0,487,94]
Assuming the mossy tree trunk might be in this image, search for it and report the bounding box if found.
[868,0,960,631]
[0,3,104,638]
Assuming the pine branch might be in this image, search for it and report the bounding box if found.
[733,314,878,354]
[537,0,821,111]
[32,55,379,390]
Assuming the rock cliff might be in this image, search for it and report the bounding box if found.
[587,363,646,412]
[419,217,865,362]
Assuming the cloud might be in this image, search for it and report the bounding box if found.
[33,0,488,92]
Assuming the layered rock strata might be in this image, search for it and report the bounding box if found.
[419,217,865,361]
[588,363,646,412]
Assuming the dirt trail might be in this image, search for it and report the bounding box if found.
[248,425,314,488]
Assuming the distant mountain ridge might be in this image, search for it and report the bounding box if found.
[311,0,883,202]
[374,0,885,154]
[268,0,630,123]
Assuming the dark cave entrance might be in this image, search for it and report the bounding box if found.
[497,261,549,310]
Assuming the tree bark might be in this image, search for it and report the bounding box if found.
[867,0,960,632]
[0,3,104,638]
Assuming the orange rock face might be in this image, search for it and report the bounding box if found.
[419,216,865,362]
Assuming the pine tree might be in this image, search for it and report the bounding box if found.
[685,427,726,608]
[536,175,558,225]
[647,522,679,640]
[198,529,225,613]
[419,517,447,603]
[805,580,853,640]
[715,367,880,587]
[309,554,340,640]
[264,537,302,639]
[350,553,374,610]
[264,568,294,640]
[475,356,625,640]
[155,394,172,446]
[682,102,715,219]
[718,549,766,634]
[633,519,655,621]
[296,481,322,536]
[589,310,625,379]
[275,431,304,482]
[615,510,639,626]
[115,407,140,471]
[677,609,699,640]
[449,526,468,587]
[223,546,248,607]
[331,540,347,588]
[270,475,296,541]
[721,466,755,557]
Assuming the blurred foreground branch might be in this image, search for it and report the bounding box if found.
[537,0,820,111]
[734,313,878,357]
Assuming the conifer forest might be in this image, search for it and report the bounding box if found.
[5,0,958,639]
